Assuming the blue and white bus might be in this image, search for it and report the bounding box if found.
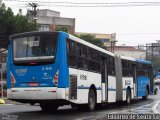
[7,31,153,111]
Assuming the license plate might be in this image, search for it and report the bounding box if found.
[28,82,39,87]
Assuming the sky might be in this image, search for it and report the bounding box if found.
[2,0,160,46]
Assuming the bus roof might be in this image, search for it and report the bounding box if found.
[69,34,114,56]
[120,55,135,61]
[9,31,58,40]
[135,59,152,64]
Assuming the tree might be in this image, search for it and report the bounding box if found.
[0,3,14,35]
[14,15,35,33]
[0,4,36,48]
[55,25,69,33]
[75,34,105,49]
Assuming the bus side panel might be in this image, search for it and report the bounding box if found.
[69,68,101,104]
[122,77,134,101]
[108,76,116,102]
[137,77,149,97]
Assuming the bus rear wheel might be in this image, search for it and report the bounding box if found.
[142,88,148,100]
[40,103,58,112]
[88,89,96,111]
[126,89,131,105]
[154,88,158,95]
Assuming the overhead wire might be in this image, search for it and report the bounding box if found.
[3,0,160,7]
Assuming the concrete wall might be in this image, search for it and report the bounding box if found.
[37,16,75,34]
[37,9,60,17]
[37,9,75,34]
[37,16,75,26]
[53,17,75,26]
[115,50,146,59]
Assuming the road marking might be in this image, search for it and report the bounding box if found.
[111,100,160,114]
[75,100,160,120]
[152,100,160,114]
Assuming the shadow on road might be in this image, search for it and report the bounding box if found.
[1,96,156,120]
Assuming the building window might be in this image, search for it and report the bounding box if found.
[39,25,49,31]
[101,39,110,43]
[122,60,132,77]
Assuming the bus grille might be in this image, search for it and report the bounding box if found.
[69,75,77,99]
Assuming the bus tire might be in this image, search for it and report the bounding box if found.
[126,89,131,105]
[71,103,77,109]
[88,89,96,112]
[30,102,35,106]
[154,88,158,95]
[142,88,148,100]
[40,103,58,112]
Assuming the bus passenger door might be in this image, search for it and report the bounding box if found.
[101,57,108,102]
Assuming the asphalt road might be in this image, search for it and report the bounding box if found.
[0,94,160,120]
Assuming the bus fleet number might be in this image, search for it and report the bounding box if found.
[80,75,87,80]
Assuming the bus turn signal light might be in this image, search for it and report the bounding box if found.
[10,72,16,87]
[53,70,59,86]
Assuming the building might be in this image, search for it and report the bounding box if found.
[111,46,146,59]
[37,9,75,34]
[76,32,116,47]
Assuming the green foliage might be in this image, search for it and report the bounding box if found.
[0,3,14,34]
[0,3,36,48]
[14,15,35,33]
[0,3,35,35]
[55,25,69,33]
[75,34,105,49]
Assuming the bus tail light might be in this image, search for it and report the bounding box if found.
[10,72,16,87]
[53,70,59,86]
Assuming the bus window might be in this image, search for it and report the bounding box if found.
[107,56,115,76]
[77,44,88,70]
[122,60,132,77]
[67,39,76,68]
[13,35,57,64]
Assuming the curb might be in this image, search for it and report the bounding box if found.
[152,100,160,114]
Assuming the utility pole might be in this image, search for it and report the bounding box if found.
[28,3,38,30]
[110,40,118,53]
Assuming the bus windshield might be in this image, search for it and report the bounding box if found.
[13,36,57,64]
